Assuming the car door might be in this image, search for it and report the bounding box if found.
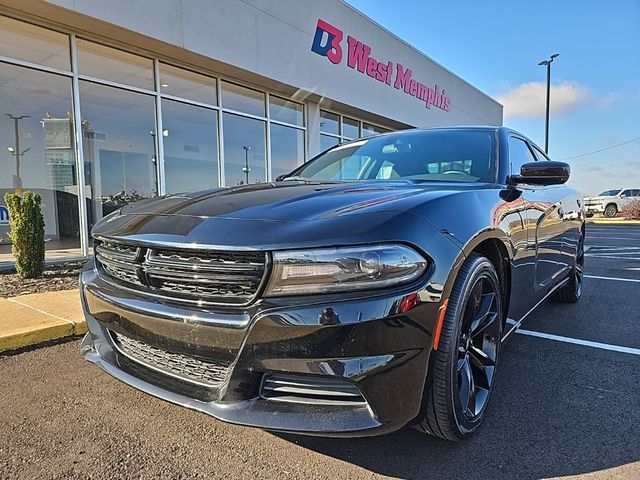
[531,144,580,270]
[619,189,634,209]
[507,135,565,298]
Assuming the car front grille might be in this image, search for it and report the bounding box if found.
[109,331,230,387]
[95,240,267,305]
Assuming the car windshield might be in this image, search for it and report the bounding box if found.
[599,189,621,196]
[288,129,497,183]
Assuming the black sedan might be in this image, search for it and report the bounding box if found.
[80,126,584,440]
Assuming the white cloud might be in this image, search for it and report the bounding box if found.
[497,80,590,119]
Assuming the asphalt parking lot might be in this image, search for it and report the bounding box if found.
[1,224,638,480]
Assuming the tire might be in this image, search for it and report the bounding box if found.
[415,253,503,441]
[553,233,584,303]
[604,204,618,218]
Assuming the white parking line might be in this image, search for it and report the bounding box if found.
[515,328,640,356]
[584,274,640,283]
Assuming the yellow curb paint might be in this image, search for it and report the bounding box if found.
[0,290,86,353]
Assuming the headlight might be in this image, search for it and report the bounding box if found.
[264,244,428,296]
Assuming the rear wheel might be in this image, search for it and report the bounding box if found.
[603,204,618,218]
[553,233,584,303]
[415,253,503,440]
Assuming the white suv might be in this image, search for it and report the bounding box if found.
[584,188,640,217]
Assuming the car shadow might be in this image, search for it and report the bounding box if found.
[272,339,639,479]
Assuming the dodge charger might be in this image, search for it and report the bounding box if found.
[80,126,584,440]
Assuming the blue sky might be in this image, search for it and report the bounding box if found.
[347,0,640,195]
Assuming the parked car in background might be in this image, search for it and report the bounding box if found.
[80,126,585,441]
[584,188,640,217]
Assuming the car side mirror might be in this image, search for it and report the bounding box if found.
[510,161,570,186]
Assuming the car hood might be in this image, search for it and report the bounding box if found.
[584,196,611,202]
[92,181,477,250]
[117,180,471,222]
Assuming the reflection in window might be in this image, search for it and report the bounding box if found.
[0,16,70,71]
[162,99,219,194]
[0,64,80,262]
[271,124,304,179]
[221,82,265,117]
[79,81,157,224]
[269,96,304,126]
[159,63,217,105]
[342,117,360,140]
[362,123,390,137]
[320,134,340,152]
[223,113,266,186]
[320,110,339,135]
[76,39,154,90]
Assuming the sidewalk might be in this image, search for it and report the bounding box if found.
[0,289,85,354]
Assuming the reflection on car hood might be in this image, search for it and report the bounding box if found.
[117,180,479,222]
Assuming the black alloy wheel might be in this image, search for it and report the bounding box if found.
[456,274,500,420]
[553,232,584,303]
[416,253,503,440]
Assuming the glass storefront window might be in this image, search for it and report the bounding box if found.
[76,39,154,90]
[270,124,304,179]
[0,64,80,262]
[162,99,219,194]
[0,16,70,71]
[221,82,265,117]
[362,123,390,137]
[159,63,217,105]
[79,80,157,226]
[320,134,340,152]
[222,113,266,186]
[320,111,339,135]
[342,117,360,140]
[269,96,304,126]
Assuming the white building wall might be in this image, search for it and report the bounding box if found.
[42,0,502,128]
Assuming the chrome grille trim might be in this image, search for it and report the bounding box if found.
[95,240,268,305]
[109,331,229,388]
[260,374,367,406]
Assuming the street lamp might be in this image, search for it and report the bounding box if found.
[242,146,251,185]
[538,53,559,154]
[6,113,30,191]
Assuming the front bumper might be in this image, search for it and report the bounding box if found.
[80,262,444,437]
[584,202,605,213]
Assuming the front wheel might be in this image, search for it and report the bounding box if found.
[603,204,618,218]
[415,253,503,440]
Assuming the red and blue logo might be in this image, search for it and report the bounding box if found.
[311,19,344,65]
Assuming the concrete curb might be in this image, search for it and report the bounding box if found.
[0,290,85,354]
[586,218,640,225]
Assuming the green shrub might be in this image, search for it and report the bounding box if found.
[622,199,640,220]
[4,191,45,278]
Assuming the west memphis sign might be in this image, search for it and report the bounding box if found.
[311,19,451,112]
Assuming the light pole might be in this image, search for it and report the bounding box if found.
[6,114,30,192]
[242,146,251,185]
[538,53,559,154]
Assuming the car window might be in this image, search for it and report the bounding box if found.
[531,145,549,161]
[290,129,497,183]
[507,137,537,176]
[621,189,632,197]
[599,189,621,196]
[633,190,640,197]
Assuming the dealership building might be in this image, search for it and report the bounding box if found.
[0,0,502,265]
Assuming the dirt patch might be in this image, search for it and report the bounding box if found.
[0,261,84,298]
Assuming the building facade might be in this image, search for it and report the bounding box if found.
[0,0,502,264]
